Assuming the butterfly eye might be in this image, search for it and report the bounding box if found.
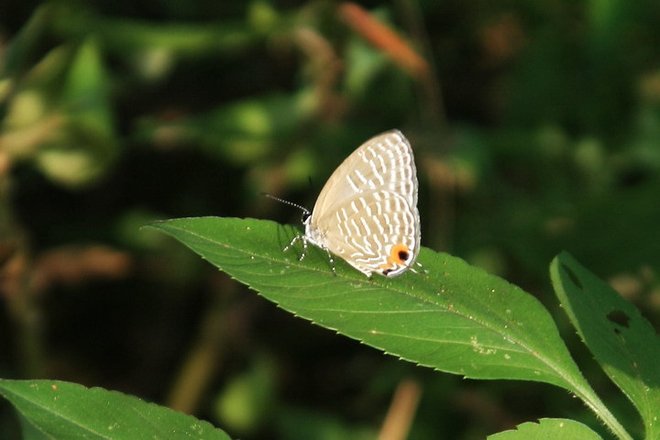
[301,211,311,223]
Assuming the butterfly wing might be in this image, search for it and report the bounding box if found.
[308,130,420,277]
[311,130,417,217]
[315,190,420,276]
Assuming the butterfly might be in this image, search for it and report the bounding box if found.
[284,130,421,277]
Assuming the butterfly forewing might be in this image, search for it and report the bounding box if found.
[311,130,417,218]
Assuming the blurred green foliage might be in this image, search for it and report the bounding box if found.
[1,0,659,439]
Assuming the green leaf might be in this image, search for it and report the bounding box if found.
[151,217,636,439]
[488,418,603,440]
[214,357,277,435]
[149,217,584,387]
[551,252,660,439]
[134,94,304,165]
[0,5,53,79]
[50,5,263,58]
[0,379,230,439]
[35,37,118,187]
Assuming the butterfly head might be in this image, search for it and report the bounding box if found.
[301,210,311,225]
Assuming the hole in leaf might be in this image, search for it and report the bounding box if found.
[606,309,630,328]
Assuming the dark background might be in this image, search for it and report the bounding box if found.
[1,1,659,438]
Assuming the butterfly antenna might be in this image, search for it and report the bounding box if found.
[262,193,310,215]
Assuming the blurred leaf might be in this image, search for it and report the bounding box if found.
[247,0,280,35]
[137,94,304,164]
[0,5,53,79]
[34,37,118,187]
[343,38,415,125]
[197,94,300,161]
[116,210,171,249]
[551,252,660,439]
[1,33,117,188]
[149,217,587,389]
[50,4,266,58]
[0,379,229,439]
[1,45,71,160]
[62,38,110,122]
[9,45,72,97]
[277,406,375,440]
[488,418,603,440]
[344,38,389,96]
[629,102,660,170]
[214,357,276,435]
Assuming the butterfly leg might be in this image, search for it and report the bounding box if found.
[299,237,309,261]
[283,234,299,252]
[324,248,337,276]
[283,234,307,261]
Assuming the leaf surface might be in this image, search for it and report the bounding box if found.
[489,418,603,440]
[150,217,587,392]
[0,379,229,439]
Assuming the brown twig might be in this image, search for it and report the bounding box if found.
[166,276,245,414]
[339,2,429,80]
[378,378,422,440]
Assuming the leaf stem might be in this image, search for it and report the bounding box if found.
[573,382,633,440]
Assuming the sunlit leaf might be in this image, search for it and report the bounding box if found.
[149,217,587,390]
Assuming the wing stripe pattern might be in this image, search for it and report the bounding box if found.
[302,130,420,277]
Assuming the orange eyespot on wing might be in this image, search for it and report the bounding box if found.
[379,243,411,272]
[390,243,411,264]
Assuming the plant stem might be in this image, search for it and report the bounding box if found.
[573,382,633,440]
